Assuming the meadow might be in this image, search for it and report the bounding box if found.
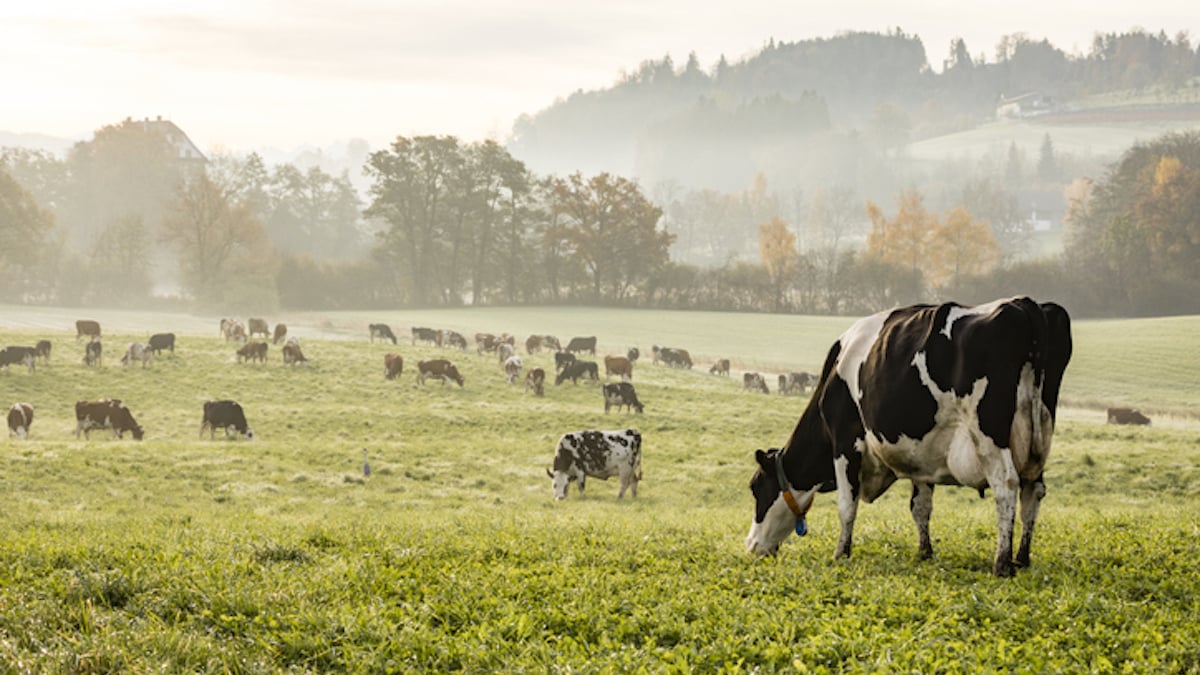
[1,305,1198,672]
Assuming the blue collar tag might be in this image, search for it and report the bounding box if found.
[795,518,808,537]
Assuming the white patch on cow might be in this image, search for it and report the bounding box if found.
[745,485,818,556]
[940,297,1010,340]
[835,310,889,408]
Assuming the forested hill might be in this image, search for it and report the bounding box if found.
[507,29,1200,191]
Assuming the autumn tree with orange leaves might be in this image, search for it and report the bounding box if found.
[758,216,799,311]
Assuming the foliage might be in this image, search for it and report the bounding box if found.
[758,216,799,312]
[0,163,55,292]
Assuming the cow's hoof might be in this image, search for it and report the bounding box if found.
[993,560,1017,577]
[917,548,934,561]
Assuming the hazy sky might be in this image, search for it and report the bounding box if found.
[3,0,1196,152]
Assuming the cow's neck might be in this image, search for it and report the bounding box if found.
[779,391,837,493]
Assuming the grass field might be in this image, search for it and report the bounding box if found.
[1,305,1198,671]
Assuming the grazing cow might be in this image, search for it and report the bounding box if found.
[475,333,498,354]
[384,353,404,380]
[565,336,597,355]
[556,360,599,385]
[248,318,270,338]
[34,340,52,365]
[282,341,307,366]
[660,347,693,369]
[541,335,562,352]
[778,372,817,395]
[554,351,576,373]
[369,323,398,344]
[525,335,542,354]
[75,399,144,440]
[272,323,288,345]
[7,402,34,438]
[200,400,254,439]
[604,355,633,381]
[745,297,1072,577]
[443,330,468,351]
[526,367,546,396]
[497,342,515,365]
[417,359,464,387]
[75,319,100,342]
[412,327,441,346]
[546,429,642,500]
[0,346,37,373]
[651,345,663,364]
[225,321,247,343]
[1107,407,1151,425]
[504,355,524,384]
[236,341,268,363]
[603,382,644,414]
[84,338,102,367]
[710,359,731,376]
[148,332,176,355]
[220,318,233,337]
[743,372,769,394]
[121,342,153,368]
[627,347,640,363]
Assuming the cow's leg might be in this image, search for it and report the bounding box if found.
[833,452,860,560]
[910,482,935,560]
[986,451,1021,577]
[1014,475,1046,567]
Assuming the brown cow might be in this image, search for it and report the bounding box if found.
[417,359,464,387]
[34,340,52,365]
[384,353,404,380]
[272,323,288,344]
[75,320,100,342]
[7,402,34,438]
[526,367,546,396]
[1107,407,1151,425]
[604,355,633,381]
[248,318,270,338]
[75,399,143,440]
[281,341,307,366]
[236,341,268,363]
[709,359,731,376]
[525,334,542,354]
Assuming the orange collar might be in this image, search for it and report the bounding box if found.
[774,451,812,519]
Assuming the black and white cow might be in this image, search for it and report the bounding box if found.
[746,297,1072,577]
[546,429,642,500]
[743,372,769,394]
[200,400,254,439]
[603,382,644,414]
[7,402,34,438]
[0,346,37,373]
[554,351,576,373]
[370,323,398,344]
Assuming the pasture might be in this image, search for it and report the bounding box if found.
[1,305,1199,672]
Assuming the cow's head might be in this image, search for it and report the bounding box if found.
[746,448,816,557]
[545,467,575,500]
[131,425,145,441]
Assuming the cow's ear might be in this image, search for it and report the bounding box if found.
[755,449,771,470]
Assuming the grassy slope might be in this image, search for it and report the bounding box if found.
[1,307,1198,671]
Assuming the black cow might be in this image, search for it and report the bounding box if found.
[148,332,176,354]
[1106,407,1150,425]
[370,323,398,344]
[201,400,255,439]
[603,382,644,414]
[412,326,441,346]
[555,360,599,385]
[746,297,1072,577]
[34,340,52,364]
[554,351,577,373]
[0,346,37,373]
[565,336,597,355]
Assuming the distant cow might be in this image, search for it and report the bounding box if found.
[566,336,597,355]
[710,359,731,376]
[247,318,270,338]
[0,346,37,373]
[1107,407,1151,425]
[272,323,288,344]
[475,333,499,354]
[7,402,34,438]
[34,340,52,365]
[660,347,693,369]
[236,341,268,363]
[627,347,640,363]
[546,429,642,500]
[412,327,441,346]
[417,359,464,387]
[554,351,576,373]
[370,323,398,344]
[504,355,523,384]
[75,320,100,342]
[281,341,307,366]
[604,355,633,381]
[148,333,176,354]
[75,399,143,440]
[224,320,246,343]
[778,372,816,395]
[201,400,254,439]
[541,335,562,352]
[121,342,153,368]
[603,382,644,414]
[443,330,468,351]
[526,367,546,396]
[525,335,543,354]
[743,372,769,394]
[497,342,515,365]
[384,353,404,380]
[84,338,102,367]
[556,360,599,385]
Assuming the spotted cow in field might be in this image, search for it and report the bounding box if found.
[75,320,100,342]
[236,341,268,363]
[504,355,523,384]
[121,342,153,368]
[526,367,546,396]
[710,359,731,376]
[0,346,37,373]
[148,333,176,355]
[201,400,254,439]
[417,359,464,387]
[743,372,769,394]
[384,353,404,380]
[75,399,144,440]
[1106,407,1150,425]
[555,360,599,385]
[602,382,644,414]
[746,297,1073,577]
[84,338,102,367]
[7,402,34,438]
[660,347,693,369]
[442,330,468,351]
[778,372,817,396]
[370,323,398,344]
[546,429,642,500]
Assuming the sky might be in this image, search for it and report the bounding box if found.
[3,0,1197,154]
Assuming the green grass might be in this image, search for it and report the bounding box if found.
[1,307,1199,671]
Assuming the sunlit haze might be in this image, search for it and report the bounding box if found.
[3,0,1197,152]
